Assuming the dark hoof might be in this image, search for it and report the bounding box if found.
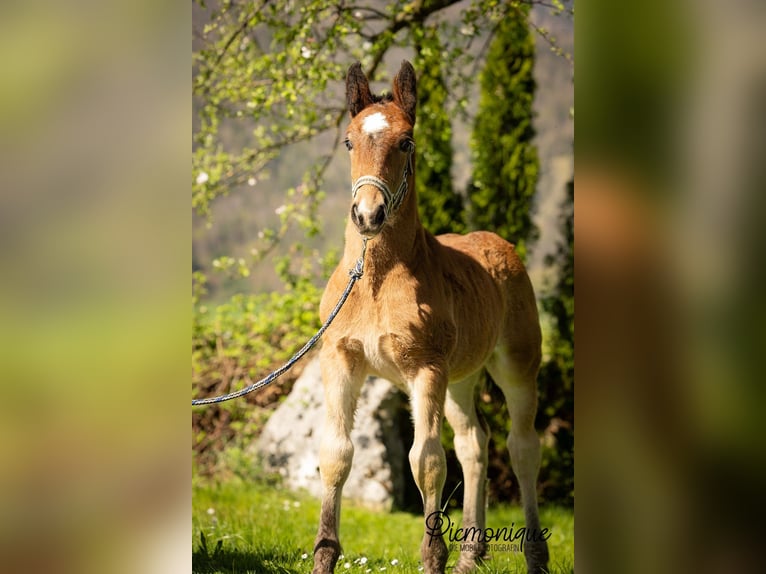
[313,538,341,574]
[524,538,550,574]
[452,554,483,573]
[451,541,487,573]
[421,535,449,574]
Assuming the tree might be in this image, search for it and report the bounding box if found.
[468,7,539,261]
[538,177,574,505]
[192,1,570,281]
[413,24,465,235]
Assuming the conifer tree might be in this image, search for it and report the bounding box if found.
[468,10,539,260]
[413,25,466,235]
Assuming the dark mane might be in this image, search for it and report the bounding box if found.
[371,91,394,104]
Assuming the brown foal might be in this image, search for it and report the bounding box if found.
[312,61,549,574]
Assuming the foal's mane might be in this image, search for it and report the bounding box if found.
[368,91,394,104]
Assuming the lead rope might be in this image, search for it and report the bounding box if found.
[191,238,368,406]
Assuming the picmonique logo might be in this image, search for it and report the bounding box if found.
[425,510,552,553]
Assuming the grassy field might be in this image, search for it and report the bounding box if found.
[192,480,573,573]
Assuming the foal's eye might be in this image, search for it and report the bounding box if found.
[400,139,414,152]
[344,138,353,151]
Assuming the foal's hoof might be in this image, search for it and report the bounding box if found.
[312,538,341,574]
[452,554,484,574]
[452,542,487,573]
[524,538,550,574]
[420,535,449,574]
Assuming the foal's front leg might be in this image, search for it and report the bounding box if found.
[410,367,450,574]
[313,346,364,574]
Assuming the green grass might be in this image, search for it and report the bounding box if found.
[192,480,573,573]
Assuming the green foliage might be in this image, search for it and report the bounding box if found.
[468,8,539,261]
[192,273,324,475]
[413,24,466,235]
[192,282,321,380]
[537,178,574,505]
[193,1,352,218]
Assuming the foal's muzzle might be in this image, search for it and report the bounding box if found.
[349,149,413,238]
[351,196,386,237]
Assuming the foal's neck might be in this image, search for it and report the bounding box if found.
[344,191,426,280]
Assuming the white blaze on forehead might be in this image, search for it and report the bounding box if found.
[361,112,389,135]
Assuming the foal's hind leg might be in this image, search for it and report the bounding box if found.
[488,346,550,574]
[409,367,450,574]
[444,374,489,573]
[312,345,365,574]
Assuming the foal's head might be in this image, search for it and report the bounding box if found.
[344,61,417,238]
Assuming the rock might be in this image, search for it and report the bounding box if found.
[255,357,414,510]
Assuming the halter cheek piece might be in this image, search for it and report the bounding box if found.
[351,146,414,220]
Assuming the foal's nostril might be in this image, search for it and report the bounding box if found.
[351,204,361,226]
[371,205,385,227]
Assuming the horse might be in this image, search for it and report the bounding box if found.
[312,60,549,574]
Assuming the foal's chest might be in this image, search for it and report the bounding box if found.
[353,292,456,386]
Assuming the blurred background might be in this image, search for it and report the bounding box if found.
[577,1,766,573]
[0,1,189,573]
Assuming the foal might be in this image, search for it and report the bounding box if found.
[313,61,549,574]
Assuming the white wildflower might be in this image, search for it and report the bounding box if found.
[301,553,309,560]
[196,171,209,185]
[275,205,287,215]
[206,507,215,515]
[301,46,313,59]
[390,559,399,566]
[344,563,351,569]
[247,177,256,186]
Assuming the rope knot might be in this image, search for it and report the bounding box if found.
[349,259,364,279]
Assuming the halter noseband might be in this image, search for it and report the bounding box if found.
[351,147,414,220]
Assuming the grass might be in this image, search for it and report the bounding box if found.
[192,480,573,573]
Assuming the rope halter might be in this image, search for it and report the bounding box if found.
[351,145,414,220]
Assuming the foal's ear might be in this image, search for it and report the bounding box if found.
[392,60,417,126]
[346,62,373,118]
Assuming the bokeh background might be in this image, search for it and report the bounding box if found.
[577,1,766,573]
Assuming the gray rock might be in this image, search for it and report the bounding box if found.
[255,357,413,510]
